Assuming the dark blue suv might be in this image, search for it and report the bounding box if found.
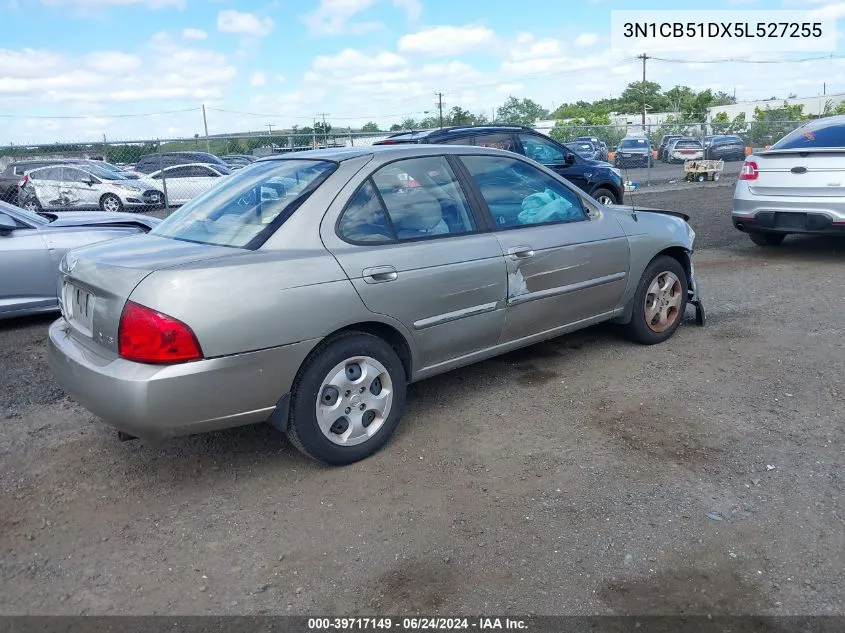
[374,125,624,205]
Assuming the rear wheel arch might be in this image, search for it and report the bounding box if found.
[328,321,414,381]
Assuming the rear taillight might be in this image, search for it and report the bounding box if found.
[739,160,759,180]
[118,301,202,364]
[18,175,29,187]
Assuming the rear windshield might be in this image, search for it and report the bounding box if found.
[620,138,649,148]
[674,140,702,149]
[771,120,845,150]
[151,159,336,249]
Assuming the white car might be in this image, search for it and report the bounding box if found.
[19,164,163,213]
[667,138,705,163]
[147,163,231,206]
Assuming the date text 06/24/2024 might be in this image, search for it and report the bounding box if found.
[306,617,528,630]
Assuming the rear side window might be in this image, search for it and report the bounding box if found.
[29,167,62,181]
[152,159,336,249]
[772,122,845,149]
[475,133,517,152]
[338,156,476,243]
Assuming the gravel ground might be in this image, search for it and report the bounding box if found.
[1,182,844,616]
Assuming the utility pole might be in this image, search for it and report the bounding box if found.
[316,112,330,145]
[267,123,273,136]
[824,82,826,95]
[435,92,443,128]
[202,103,210,152]
[637,53,649,126]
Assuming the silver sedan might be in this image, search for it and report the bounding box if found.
[48,145,704,465]
[0,202,160,319]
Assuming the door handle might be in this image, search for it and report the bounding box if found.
[362,266,398,284]
[507,246,534,260]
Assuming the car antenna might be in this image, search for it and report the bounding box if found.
[622,162,638,222]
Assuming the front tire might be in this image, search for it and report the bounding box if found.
[748,231,786,246]
[622,255,688,345]
[100,193,123,213]
[591,187,618,206]
[286,331,407,465]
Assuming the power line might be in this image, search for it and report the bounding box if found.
[0,107,201,120]
[646,54,845,64]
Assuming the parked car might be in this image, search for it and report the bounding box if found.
[733,115,845,246]
[374,125,624,205]
[1,160,69,204]
[147,163,231,206]
[133,151,230,175]
[19,164,164,213]
[222,154,258,170]
[48,145,702,465]
[614,137,653,168]
[706,135,746,162]
[658,135,684,162]
[565,141,600,161]
[577,136,609,161]
[0,201,160,319]
[666,138,704,163]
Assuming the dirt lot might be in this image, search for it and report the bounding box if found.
[1,179,844,616]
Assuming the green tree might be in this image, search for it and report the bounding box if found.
[496,96,549,125]
[711,111,747,135]
[314,121,332,136]
[618,80,669,115]
[397,117,418,130]
[752,102,808,146]
[389,123,402,131]
[361,121,380,132]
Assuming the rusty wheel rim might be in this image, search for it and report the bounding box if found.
[644,271,683,333]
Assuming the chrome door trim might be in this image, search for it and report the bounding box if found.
[413,301,499,330]
[506,271,627,307]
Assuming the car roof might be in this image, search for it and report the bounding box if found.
[384,124,533,139]
[256,144,517,163]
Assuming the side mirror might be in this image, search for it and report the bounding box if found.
[86,178,98,186]
[0,213,17,235]
[564,153,576,166]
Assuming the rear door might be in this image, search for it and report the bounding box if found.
[458,153,629,344]
[323,155,508,371]
[0,213,55,315]
[159,166,192,204]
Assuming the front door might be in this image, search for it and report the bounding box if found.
[323,155,507,372]
[0,218,54,316]
[516,132,590,192]
[458,153,630,344]
[61,167,100,209]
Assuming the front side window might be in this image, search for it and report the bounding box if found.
[152,159,335,249]
[337,156,476,243]
[62,168,89,183]
[461,155,586,229]
[518,133,567,163]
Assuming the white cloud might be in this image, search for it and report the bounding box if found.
[311,48,407,73]
[217,10,275,37]
[182,28,208,40]
[509,33,563,61]
[497,82,524,94]
[250,71,267,87]
[84,51,142,73]
[300,0,422,36]
[808,2,845,19]
[40,0,184,7]
[274,74,286,83]
[398,25,496,56]
[575,33,599,47]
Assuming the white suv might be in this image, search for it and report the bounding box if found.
[19,164,163,213]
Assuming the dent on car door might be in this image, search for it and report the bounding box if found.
[322,155,508,372]
[61,167,95,208]
[0,219,55,314]
[459,154,629,344]
[29,167,62,208]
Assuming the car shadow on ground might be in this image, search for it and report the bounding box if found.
[0,312,56,332]
[739,234,845,263]
[83,319,672,483]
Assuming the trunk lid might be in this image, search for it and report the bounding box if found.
[59,235,243,354]
[750,150,845,197]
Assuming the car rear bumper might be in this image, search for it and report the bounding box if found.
[48,318,318,438]
[733,194,845,234]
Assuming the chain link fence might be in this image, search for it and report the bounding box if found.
[0,120,811,212]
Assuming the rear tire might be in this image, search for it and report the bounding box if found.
[286,331,407,465]
[621,255,688,345]
[748,231,786,246]
[100,193,123,213]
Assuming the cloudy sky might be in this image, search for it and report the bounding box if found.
[2,0,845,144]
